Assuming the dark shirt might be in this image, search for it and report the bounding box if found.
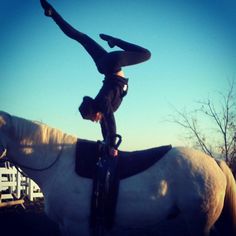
[94,74,128,147]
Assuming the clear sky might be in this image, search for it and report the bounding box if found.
[1,0,236,150]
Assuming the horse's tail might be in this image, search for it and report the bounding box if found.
[215,160,236,236]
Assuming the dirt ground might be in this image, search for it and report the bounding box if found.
[0,198,60,236]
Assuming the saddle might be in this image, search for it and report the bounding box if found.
[75,139,172,232]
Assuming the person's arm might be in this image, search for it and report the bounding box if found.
[40,0,82,40]
[100,110,116,147]
[95,82,120,156]
[100,111,118,157]
[98,94,116,147]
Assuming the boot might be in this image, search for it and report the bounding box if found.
[40,0,53,17]
[99,34,116,48]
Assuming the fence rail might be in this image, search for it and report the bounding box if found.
[0,162,43,205]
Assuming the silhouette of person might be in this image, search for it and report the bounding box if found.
[40,0,151,156]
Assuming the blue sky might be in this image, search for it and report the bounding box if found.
[1,0,236,150]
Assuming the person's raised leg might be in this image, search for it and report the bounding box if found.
[100,34,151,60]
[99,34,151,69]
[40,0,108,72]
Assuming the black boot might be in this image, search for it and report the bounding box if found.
[99,34,116,48]
[40,0,53,17]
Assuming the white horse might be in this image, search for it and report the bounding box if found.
[0,111,236,236]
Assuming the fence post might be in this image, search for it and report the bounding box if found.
[16,169,21,199]
[28,179,33,201]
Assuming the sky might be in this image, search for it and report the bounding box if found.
[0,0,236,150]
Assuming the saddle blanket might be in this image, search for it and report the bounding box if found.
[75,139,172,179]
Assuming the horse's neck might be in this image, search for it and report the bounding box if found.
[9,118,77,188]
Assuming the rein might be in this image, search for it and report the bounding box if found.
[1,145,64,174]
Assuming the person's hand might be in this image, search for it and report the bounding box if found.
[109,147,118,157]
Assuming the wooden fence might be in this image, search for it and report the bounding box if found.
[0,162,43,206]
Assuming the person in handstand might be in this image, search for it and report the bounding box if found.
[40,0,151,157]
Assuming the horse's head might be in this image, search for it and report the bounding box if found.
[0,111,12,159]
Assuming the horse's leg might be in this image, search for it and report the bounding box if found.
[182,197,224,236]
[59,218,90,236]
[44,198,90,236]
[183,210,211,236]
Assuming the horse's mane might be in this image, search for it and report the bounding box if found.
[7,112,77,145]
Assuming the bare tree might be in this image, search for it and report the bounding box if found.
[172,80,236,173]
